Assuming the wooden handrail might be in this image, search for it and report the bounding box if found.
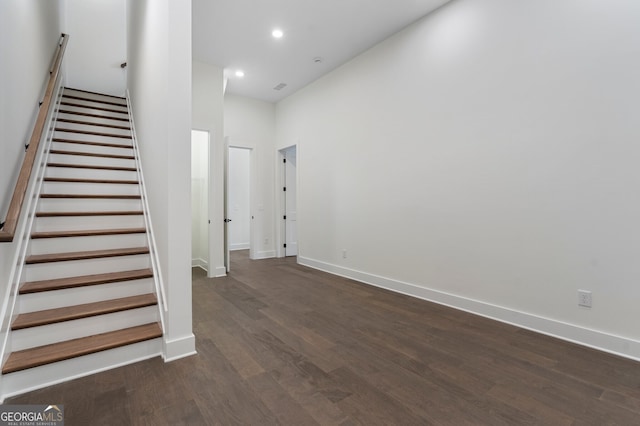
[0,34,69,243]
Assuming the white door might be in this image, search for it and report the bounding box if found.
[223,145,231,272]
[284,147,298,256]
[227,148,251,251]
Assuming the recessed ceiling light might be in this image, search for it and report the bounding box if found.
[272,29,284,39]
[235,70,245,78]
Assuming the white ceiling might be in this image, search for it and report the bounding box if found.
[192,0,452,103]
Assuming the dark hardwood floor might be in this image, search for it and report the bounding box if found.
[7,250,640,425]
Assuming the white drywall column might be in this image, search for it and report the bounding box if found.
[127,0,195,361]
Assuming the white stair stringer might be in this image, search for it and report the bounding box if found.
[1,87,164,400]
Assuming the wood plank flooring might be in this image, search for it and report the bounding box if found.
[7,250,640,425]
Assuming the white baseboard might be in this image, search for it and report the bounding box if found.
[230,243,250,251]
[191,258,208,271]
[298,256,640,363]
[211,266,227,278]
[163,333,196,362]
[252,250,276,260]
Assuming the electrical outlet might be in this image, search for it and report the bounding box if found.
[342,249,347,259]
[578,290,592,308]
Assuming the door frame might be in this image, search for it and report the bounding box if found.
[276,144,298,258]
[224,137,257,271]
[190,129,212,274]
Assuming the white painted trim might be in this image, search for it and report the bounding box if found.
[213,266,227,277]
[126,91,167,333]
[253,250,276,260]
[298,256,640,363]
[230,243,250,251]
[191,258,208,271]
[163,334,196,362]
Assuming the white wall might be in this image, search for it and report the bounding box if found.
[193,61,225,276]
[224,94,276,259]
[127,0,194,361]
[276,0,640,359]
[64,0,127,96]
[0,0,63,338]
[191,130,209,268]
[228,148,251,250]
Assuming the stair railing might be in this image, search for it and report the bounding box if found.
[0,34,68,243]
[125,92,168,334]
[0,34,69,374]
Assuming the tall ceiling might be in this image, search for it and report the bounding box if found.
[192,0,452,103]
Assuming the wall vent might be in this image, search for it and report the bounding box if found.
[273,83,287,91]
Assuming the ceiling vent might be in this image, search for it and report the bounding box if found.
[273,83,287,91]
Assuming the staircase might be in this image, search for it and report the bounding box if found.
[1,88,163,393]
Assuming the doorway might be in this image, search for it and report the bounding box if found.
[280,145,298,257]
[191,130,209,271]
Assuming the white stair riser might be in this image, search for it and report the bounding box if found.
[55,121,131,137]
[63,90,127,105]
[48,153,135,169]
[51,141,133,156]
[1,339,162,401]
[29,233,148,255]
[52,131,131,146]
[44,167,138,181]
[12,306,159,351]
[33,215,145,232]
[19,278,155,313]
[41,182,140,196]
[56,112,130,127]
[57,103,128,119]
[37,197,143,212]
[25,254,151,281]
[61,97,127,112]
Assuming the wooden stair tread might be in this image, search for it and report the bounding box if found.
[25,246,149,264]
[41,194,141,199]
[2,323,162,374]
[47,162,137,172]
[53,137,133,149]
[36,211,143,217]
[32,228,146,239]
[49,149,134,160]
[12,294,157,330]
[56,118,131,130]
[57,109,130,122]
[44,177,139,185]
[54,128,132,139]
[60,101,128,115]
[62,94,127,108]
[20,268,153,294]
